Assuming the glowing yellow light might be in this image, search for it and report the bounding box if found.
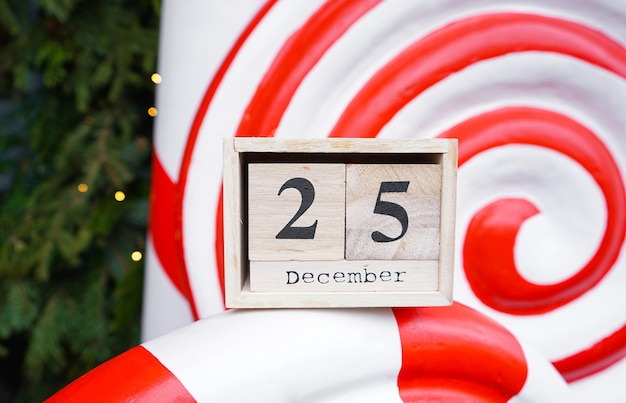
[114,191,126,202]
[151,73,162,84]
[77,183,89,193]
[131,251,143,262]
[148,107,158,117]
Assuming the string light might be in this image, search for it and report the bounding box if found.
[77,183,89,193]
[148,107,158,117]
[131,251,143,262]
[114,191,126,202]
[151,73,162,84]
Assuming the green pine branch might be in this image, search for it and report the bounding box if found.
[0,0,159,400]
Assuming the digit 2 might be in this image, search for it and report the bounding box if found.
[275,177,318,239]
[371,181,410,243]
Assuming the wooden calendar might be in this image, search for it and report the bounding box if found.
[223,138,457,308]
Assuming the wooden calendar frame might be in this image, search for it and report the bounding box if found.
[223,137,457,308]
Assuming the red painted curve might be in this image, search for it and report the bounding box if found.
[393,303,527,402]
[173,5,626,383]
[214,13,626,313]
[463,198,541,311]
[44,346,195,402]
[553,325,626,382]
[328,12,626,139]
[440,107,626,315]
[441,107,626,381]
[148,153,196,316]
[209,11,626,315]
[149,0,279,318]
[47,304,533,401]
[235,0,382,138]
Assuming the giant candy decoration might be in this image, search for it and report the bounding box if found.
[49,0,626,401]
[47,304,573,402]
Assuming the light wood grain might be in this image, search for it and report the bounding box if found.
[223,138,245,307]
[248,163,345,261]
[438,140,458,301]
[232,277,452,308]
[250,260,438,292]
[234,137,452,154]
[345,164,441,260]
[222,137,457,309]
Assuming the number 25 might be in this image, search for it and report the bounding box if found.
[275,177,410,243]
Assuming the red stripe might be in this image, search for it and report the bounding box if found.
[463,198,541,311]
[148,153,197,318]
[328,13,626,139]
[198,5,626,382]
[393,303,527,402]
[553,326,626,382]
[443,107,626,315]
[235,0,382,138]
[44,346,195,402]
[176,0,278,314]
[215,186,225,306]
[441,107,626,381]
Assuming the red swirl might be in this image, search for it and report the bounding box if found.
[149,154,195,312]
[440,107,626,381]
[235,0,382,138]
[328,12,626,139]
[191,6,626,382]
[440,107,626,315]
[553,324,626,382]
[212,11,626,311]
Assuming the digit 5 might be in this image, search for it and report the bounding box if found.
[371,181,410,243]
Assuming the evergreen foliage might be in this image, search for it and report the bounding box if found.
[0,1,160,400]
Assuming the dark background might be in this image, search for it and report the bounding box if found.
[0,1,160,401]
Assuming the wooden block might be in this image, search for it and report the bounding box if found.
[345,164,441,260]
[223,137,457,309]
[249,260,438,292]
[248,163,345,261]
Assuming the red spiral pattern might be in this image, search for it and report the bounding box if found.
[151,0,279,318]
[440,107,626,381]
[235,0,382,138]
[327,12,626,139]
[147,0,626,386]
[440,107,626,315]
